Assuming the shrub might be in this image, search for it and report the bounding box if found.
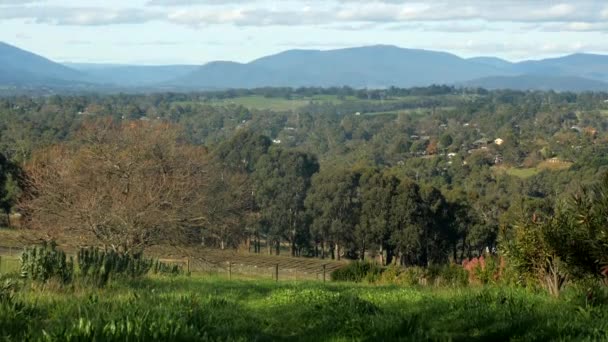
[331,261,382,282]
[427,264,469,287]
[462,255,505,285]
[77,247,154,286]
[398,267,427,286]
[151,260,184,276]
[20,241,74,284]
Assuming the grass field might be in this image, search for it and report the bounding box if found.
[173,94,459,112]
[1,275,607,341]
[505,167,540,179]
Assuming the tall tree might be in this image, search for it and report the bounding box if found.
[253,148,319,256]
[357,169,399,264]
[306,168,360,260]
[390,179,430,266]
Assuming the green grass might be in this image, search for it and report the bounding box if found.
[1,275,607,341]
[0,255,20,274]
[174,95,458,112]
[505,167,540,179]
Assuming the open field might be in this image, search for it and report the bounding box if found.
[172,94,461,112]
[504,167,540,179]
[0,229,347,281]
[0,275,607,341]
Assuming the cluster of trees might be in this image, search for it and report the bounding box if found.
[209,130,489,265]
[0,86,607,271]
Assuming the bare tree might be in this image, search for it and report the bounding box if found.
[20,119,210,253]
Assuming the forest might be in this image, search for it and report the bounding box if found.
[1,86,608,340]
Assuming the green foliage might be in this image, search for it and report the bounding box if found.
[331,261,382,282]
[77,247,154,286]
[151,260,183,276]
[427,264,470,287]
[503,173,608,295]
[20,242,74,284]
[1,276,607,341]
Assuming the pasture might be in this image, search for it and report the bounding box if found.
[1,274,607,341]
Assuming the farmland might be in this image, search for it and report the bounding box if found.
[0,274,607,341]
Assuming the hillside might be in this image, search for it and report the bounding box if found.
[66,63,200,86]
[0,42,87,86]
[175,45,513,88]
[2,42,608,92]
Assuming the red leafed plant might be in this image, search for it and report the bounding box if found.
[462,255,505,285]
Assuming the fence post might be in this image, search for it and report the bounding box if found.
[275,264,279,282]
[229,261,232,280]
[0,256,2,273]
[323,264,326,283]
[187,258,190,275]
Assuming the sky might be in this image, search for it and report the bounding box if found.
[1,0,607,65]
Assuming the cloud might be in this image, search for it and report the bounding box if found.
[0,0,45,4]
[15,32,31,39]
[0,6,162,26]
[532,22,608,32]
[147,0,251,5]
[1,0,606,31]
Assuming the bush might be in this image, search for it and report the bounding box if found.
[331,261,382,282]
[20,241,74,284]
[462,255,505,285]
[151,260,184,276]
[77,247,154,286]
[378,264,469,287]
[427,264,469,287]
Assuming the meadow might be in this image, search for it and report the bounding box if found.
[1,273,607,341]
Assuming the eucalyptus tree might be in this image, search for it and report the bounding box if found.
[253,148,319,256]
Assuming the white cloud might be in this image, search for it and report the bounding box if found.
[0,6,162,26]
[0,0,606,32]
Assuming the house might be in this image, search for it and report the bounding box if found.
[494,138,504,146]
[548,157,563,164]
[272,139,282,144]
[494,154,503,164]
[447,153,457,158]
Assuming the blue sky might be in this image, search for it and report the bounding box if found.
[1,0,607,65]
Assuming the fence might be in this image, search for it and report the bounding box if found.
[0,245,346,282]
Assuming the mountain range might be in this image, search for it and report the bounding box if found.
[1,41,608,92]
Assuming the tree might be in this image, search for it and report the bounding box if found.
[306,168,360,260]
[390,179,430,266]
[253,148,319,256]
[20,120,210,253]
[213,130,272,173]
[439,133,453,149]
[357,169,399,264]
[202,168,250,250]
[0,153,22,227]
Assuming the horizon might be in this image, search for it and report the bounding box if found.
[2,40,607,67]
[1,0,607,65]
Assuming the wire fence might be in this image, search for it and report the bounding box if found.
[0,245,345,282]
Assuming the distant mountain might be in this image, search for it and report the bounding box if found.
[468,57,514,71]
[463,75,608,92]
[515,53,608,83]
[0,42,87,86]
[2,41,608,92]
[66,63,200,86]
[174,45,513,88]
